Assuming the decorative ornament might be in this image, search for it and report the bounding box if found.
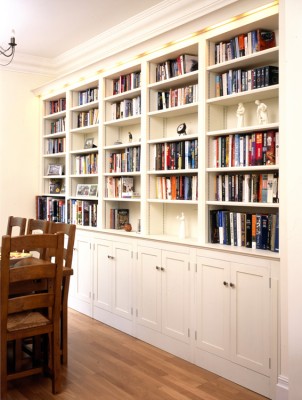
[177,123,187,136]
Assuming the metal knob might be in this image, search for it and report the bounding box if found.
[223,281,229,287]
[230,282,235,288]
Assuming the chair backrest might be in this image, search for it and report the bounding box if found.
[26,219,50,258]
[47,222,76,269]
[0,232,64,334]
[6,216,26,236]
[26,218,50,235]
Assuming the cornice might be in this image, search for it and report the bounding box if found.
[8,0,237,77]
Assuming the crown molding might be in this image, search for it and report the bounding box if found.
[54,0,237,76]
[9,0,237,77]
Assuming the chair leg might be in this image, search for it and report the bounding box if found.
[52,331,61,394]
[1,339,8,400]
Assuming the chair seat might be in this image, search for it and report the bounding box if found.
[8,311,50,332]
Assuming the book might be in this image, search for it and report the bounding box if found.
[256,29,276,51]
[121,177,134,198]
[183,54,198,73]
[115,209,129,229]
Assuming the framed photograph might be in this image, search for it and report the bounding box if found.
[89,184,98,197]
[84,137,94,149]
[47,164,63,176]
[49,179,62,194]
[76,184,90,196]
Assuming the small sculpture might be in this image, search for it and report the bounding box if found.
[236,102,245,128]
[128,132,132,143]
[255,99,268,125]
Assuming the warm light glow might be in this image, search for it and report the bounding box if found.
[39,1,279,97]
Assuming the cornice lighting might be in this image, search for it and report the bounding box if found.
[0,30,17,66]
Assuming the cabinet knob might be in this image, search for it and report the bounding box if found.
[230,282,235,288]
[223,281,229,286]
[161,267,165,272]
[107,255,114,259]
[156,266,160,270]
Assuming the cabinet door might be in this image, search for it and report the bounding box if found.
[136,246,162,332]
[196,257,230,358]
[112,241,133,321]
[93,238,112,312]
[69,234,93,316]
[161,250,190,343]
[230,262,270,375]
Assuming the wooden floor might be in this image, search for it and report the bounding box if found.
[7,309,268,400]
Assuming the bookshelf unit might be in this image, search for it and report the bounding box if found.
[41,93,67,221]
[101,64,143,234]
[146,42,200,241]
[203,6,279,254]
[68,80,99,227]
[37,4,280,398]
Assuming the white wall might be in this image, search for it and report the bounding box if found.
[280,0,302,399]
[0,71,50,234]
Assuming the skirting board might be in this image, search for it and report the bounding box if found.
[276,376,289,400]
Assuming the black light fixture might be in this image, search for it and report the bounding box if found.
[0,30,17,66]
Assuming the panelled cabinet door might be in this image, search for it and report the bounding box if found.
[161,250,190,344]
[136,246,162,332]
[112,241,134,320]
[230,262,270,375]
[196,257,230,358]
[70,234,93,316]
[93,239,112,312]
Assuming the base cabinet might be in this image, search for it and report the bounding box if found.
[136,244,191,358]
[69,231,134,335]
[195,255,272,397]
[69,231,278,398]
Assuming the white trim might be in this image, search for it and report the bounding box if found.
[276,376,289,400]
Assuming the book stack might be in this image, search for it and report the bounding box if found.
[109,146,141,173]
[109,209,129,229]
[111,96,141,120]
[112,71,141,95]
[210,210,279,252]
[67,199,97,227]
[156,175,198,201]
[154,139,198,171]
[49,98,66,114]
[106,176,135,199]
[36,196,65,223]
[214,28,276,64]
[211,130,279,168]
[157,84,198,110]
[77,108,99,127]
[78,87,99,105]
[156,54,198,81]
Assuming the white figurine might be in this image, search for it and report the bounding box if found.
[236,102,245,128]
[255,99,268,124]
[177,212,186,239]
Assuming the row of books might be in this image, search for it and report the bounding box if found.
[211,130,279,168]
[210,210,279,252]
[77,108,99,127]
[48,98,66,114]
[36,196,65,223]
[74,153,98,175]
[50,117,66,134]
[215,172,279,203]
[153,139,198,171]
[214,28,276,64]
[112,71,141,95]
[111,96,141,120]
[155,54,198,82]
[157,84,198,110]
[215,65,278,97]
[78,87,99,105]
[155,175,198,201]
[46,138,66,154]
[106,176,136,199]
[67,199,97,227]
[109,209,130,229]
[109,146,140,173]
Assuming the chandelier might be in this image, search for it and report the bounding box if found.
[0,30,17,66]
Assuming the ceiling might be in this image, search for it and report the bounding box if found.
[1,0,166,59]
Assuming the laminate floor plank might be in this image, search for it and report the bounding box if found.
[7,309,268,400]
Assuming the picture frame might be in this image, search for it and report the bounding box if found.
[49,179,62,194]
[89,184,98,197]
[47,164,63,176]
[84,137,94,149]
[76,184,90,196]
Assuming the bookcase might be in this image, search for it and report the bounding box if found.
[203,6,279,254]
[68,80,99,227]
[37,4,280,398]
[41,93,67,222]
[146,42,200,241]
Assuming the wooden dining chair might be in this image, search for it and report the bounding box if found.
[48,221,76,364]
[6,216,26,236]
[26,218,50,258]
[0,232,64,400]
